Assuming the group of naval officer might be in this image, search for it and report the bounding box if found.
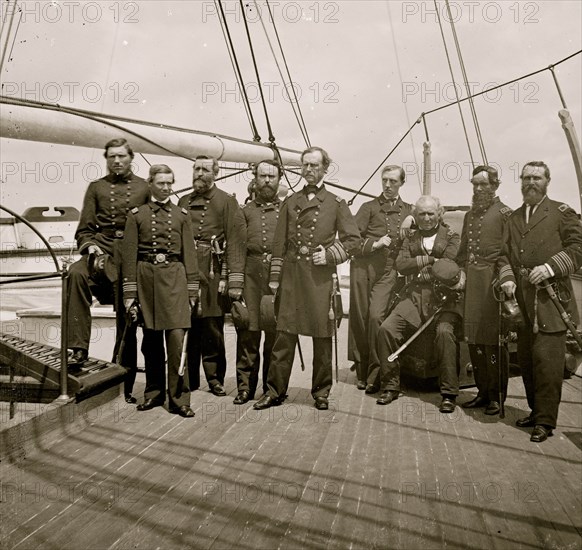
[66,137,582,441]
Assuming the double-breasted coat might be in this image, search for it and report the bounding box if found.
[241,198,281,330]
[67,172,149,391]
[122,200,200,330]
[270,185,361,338]
[349,195,412,365]
[505,196,582,428]
[178,185,245,317]
[457,197,515,344]
[505,198,582,331]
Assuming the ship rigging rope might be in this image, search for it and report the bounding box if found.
[238,0,300,192]
[261,0,311,147]
[444,0,488,165]
[215,0,262,142]
[214,0,257,141]
[239,0,275,144]
[434,0,475,167]
[348,49,582,203]
[1,50,579,202]
[0,0,20,75]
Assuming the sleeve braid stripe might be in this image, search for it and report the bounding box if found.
[228,272,245,284]
[550,251,576,275]
[327,242,349,265]
[122,283,137,292]
[498,264,514,281]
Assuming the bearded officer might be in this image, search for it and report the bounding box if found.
[457,165,516,416]
[67,137,149,403]
[254,146,361,411]
[233,160,282,404]
[178,156,246,396]
[122,164,199,417]
[505,161,582,442]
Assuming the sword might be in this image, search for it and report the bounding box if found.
[537,280,582,350]
[497,296,506,419]
[178,330,189,377]
[297,337,306,371]
[387,307,443,362]
[331,273,340,382]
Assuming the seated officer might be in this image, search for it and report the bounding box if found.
[376,195,463,413]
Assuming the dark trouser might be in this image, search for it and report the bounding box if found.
[266,331,332,400]
[235,329,275,398]
[67,256,137,395]
[347,261,366,370]
[434,312,460,397]
[366,270,400,386]
[517,325,566,429]
[469,343,508,403]
[141,328,190,408]
[378,301,459,395]
[187,315,226,390]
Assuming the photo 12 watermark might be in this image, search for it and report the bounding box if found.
[201,1,340,24]
[2,82,140,105]
[401,1,540,24]
[201,81,339,105]
[202,480,340,503]
[2,1,140,24]
[401,81,539,105]
[400,481,540,503]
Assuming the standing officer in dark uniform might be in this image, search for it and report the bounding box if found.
[376,196,462,413]
[178,156,245,396]
[67,137,149,403]
[349,165,412,392]
[254,146,361,411]
[122,165,199,417]
[457,165,516,415]
[233,160,282,405]
[505,161,582,442]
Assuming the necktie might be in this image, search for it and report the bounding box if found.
[527,205,533,223]
[155,201,167,209]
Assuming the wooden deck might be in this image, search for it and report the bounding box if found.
[1,322,581,550]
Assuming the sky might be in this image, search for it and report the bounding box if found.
[1,0,581,216]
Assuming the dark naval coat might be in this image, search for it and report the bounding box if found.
[75,172,149,257]
[241,198,281,331]
[270,185,361,338]
[122,200,199,331]
[505,197,582,332]
[457,197,515,345]
[178,185,246,317]
[395,224,461,320]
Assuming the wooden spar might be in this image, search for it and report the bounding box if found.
[0,100,303,166]
[423,141,432,195]
[558,109,582,212]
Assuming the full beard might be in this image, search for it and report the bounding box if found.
[257,186,277,202]
[471,189,496,213]
[192,178,213,194]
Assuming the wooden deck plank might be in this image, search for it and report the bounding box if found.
[1,323,580,550]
